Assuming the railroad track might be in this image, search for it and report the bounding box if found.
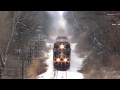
[53,69,67,79]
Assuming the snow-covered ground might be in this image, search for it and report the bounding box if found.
[36,43,85,79]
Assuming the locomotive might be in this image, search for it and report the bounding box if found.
[53,36,71,71]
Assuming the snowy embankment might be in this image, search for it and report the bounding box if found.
[36,43,85,79]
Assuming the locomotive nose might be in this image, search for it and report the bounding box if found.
[59,52,64,58]
[53,39,71,71]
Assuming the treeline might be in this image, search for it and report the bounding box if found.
[0,11,48,79]
[73,11,120,78]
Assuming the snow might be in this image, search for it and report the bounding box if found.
[36,43,85,79]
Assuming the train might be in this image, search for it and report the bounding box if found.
[53,36,71,71]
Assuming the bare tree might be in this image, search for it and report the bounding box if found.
[0,11,22,78]
[72,11,120,78]
[0,11,48,79]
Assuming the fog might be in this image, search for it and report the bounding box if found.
[46,11,72,42]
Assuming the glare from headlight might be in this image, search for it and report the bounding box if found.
[59,44,65,49]
[64,58,67,62]
[56,58,60,62]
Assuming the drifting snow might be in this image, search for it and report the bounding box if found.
[36,43,85,79]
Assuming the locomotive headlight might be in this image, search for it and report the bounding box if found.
[64,58,68,62]
[59,44,65,49]
[56,58,60,62]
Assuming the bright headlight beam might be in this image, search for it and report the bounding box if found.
[58,11,64,16]
[58,19,66,28]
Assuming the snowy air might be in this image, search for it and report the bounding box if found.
[0,11,120,79]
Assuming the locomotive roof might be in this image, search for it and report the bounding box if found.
[56,36,68,39]
[54,41,70,45]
